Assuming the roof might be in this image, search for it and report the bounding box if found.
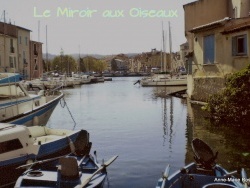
[0,21,31,32]
[189,17,231,33]
[222,19,250,34]
[16,25,32,32]
[30,40,43,44]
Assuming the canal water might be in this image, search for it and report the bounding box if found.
[47,77,250,188]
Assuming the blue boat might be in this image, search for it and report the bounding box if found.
[0,72,22,84]
[156,138,248,188]
[0,123,91,187]
[0,81,63,126]
[15,152,118,188]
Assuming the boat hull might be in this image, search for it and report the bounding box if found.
[15,153,107,188]
[1,93,63,126]
[141,79,187,87]
[156,163,243,188]
[0,129,86,187]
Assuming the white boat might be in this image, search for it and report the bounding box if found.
[80,75,92,84]
[0,123,91,187]
[139,22,187,87]
[140,74,187,87]
[15,153,118,188]
[0,82,63,126]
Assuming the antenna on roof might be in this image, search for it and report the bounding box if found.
[4,10,6,23]
[38,20,40,42]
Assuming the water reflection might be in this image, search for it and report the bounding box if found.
[46,78,250,187]
[187,100,250,174]
[153,85,250,177]
[152,86,188,163]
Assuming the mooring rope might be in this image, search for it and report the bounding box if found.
[60,97,77,130]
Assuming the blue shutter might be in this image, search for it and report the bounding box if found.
[204,35,215,64]
[243,34,247,55]
[232,36,236,56]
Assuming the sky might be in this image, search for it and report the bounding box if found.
[1,0,194,55]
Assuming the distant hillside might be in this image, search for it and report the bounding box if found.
[43,53,139,60]
[42,53,57,60]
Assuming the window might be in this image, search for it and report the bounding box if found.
[0,139,23,154]
[34,43,38,55]
[23,51,26,64]
[232,34,247,56]
[9,56,16,68]
[19,36,22,44]
[25,37,28,46]
[34,59,38,70]
[10,39,14,53]
[204,35,215,64]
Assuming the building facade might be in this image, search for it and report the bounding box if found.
[17,26,31,79]
[0,22,43,80]
[184,0,250,102]
[30,41,43,80]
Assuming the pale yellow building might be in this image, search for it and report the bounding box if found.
[17,26,31,79]
[0,22,43,80]
[184,0,250,102]
[0,22,18,73]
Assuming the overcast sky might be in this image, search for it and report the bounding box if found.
[1,0,194,55]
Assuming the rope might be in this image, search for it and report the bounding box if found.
[60,97,77,130]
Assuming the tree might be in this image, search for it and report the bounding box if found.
[51,55,77,74]
[79,56,106,73]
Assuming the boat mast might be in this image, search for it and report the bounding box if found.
[78,45,80,73]
[46,25,48,72]
[3,10,6,72]
[160,25,163,73]
[168,21,172,72]
[162,22,167,73]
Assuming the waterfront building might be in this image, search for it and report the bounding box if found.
[17,26,31,80]
[30,41,43,80]
[0,21,43,80]
[183,0,250,102]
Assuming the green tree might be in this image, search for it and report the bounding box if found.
[51,55,77,74]
[79,56,106,73]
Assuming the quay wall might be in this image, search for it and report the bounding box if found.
[190,77,226,102]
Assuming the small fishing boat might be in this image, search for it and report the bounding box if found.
[0,123,91,187]
[15,153,118,188]
[156,138,248,188]
[0,81,63,126]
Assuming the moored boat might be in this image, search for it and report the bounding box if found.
[156,138,248,188]
[0,123,91,187]
[0,72,22,84]
[0,82,63,126]
[140,74,187,87]
[15,153,118,188]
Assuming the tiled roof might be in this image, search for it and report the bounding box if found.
[222,20,250,34]
[189,17,230,33]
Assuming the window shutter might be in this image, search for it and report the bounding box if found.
[243,34,247,55]
[232,36,236,56]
